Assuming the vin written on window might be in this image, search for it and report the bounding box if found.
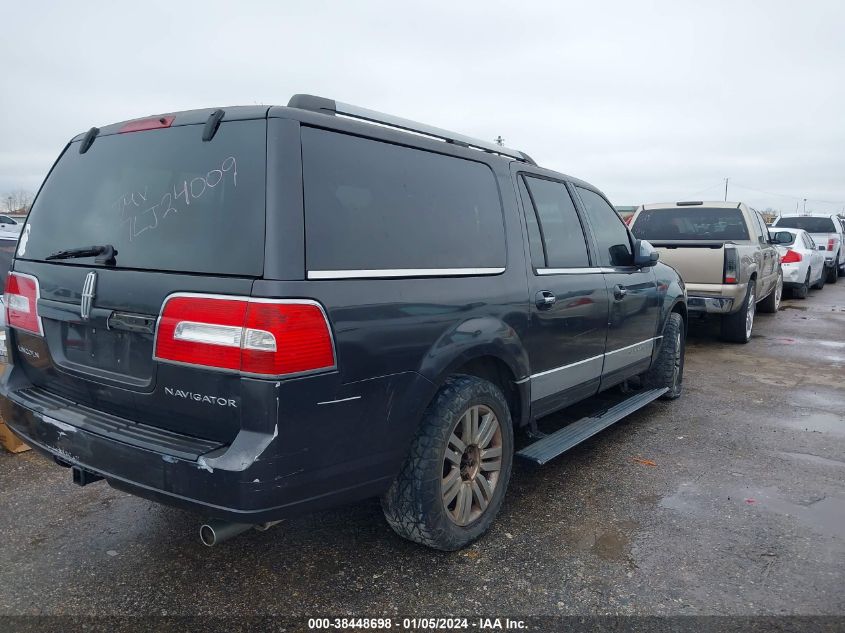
[117,156,238,242]
[18,120,265,276]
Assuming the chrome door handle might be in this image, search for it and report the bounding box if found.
[535,291,556,309]
[613,284,628,300]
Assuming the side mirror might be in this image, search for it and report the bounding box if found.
[633,239,659,267]
[770,231,794,245]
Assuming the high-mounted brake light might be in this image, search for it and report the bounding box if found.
[4,272,44,336]
[154,294,336,378]
[723,245,739,284]
[781,249,802,264]
[119,116,175,133]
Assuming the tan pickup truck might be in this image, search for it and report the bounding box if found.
[630,201,783,343]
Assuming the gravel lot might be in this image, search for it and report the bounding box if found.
[1,282,843,619]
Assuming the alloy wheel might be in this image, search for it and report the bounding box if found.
[745,286,756,340]
[441,405,503,526]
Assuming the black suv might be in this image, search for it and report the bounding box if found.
[1,96,687,550]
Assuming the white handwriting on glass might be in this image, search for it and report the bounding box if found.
[121,156,237,242]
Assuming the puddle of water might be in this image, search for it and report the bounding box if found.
[816,340,845,349]
[776,411,845,436]
[661,483,845,539]
[780,305,809,311]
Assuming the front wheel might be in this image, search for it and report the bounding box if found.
[381,375,514,551]
[812,268,825,290]
[644,312,685,400]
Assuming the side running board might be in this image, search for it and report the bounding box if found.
[516,387,668,465]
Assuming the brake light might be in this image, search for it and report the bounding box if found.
[119,116,175,133]
[828,238,836,251]
[723,245,739,284]
[781,249,802,263]
[4,272,43,336]
[154,294,335,377]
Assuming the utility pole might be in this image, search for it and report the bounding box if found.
[494,136,505,147]
[724,178,729,202]
[803,198,807,214]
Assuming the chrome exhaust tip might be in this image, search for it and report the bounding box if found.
[199,520,253,547]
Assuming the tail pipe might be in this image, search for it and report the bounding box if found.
[199,519,283,547]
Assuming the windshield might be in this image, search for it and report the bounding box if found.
[632,207,749,241]
[18,120,266,275]
[774,216,837,233]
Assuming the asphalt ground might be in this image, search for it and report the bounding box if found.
[1,279,843,624]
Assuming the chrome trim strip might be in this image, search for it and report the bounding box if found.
[605,336,662,356]
[317,396,362,406]
[530,353,605,379]
[307,268,505,280]
[536,267,610,275]
[525,336,663,401]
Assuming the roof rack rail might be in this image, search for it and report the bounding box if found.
[287,94,536,165]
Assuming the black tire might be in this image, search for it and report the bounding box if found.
[812,268,825,290]
[381,374,514,551]
[793,271,810,299]
[758,270,782,313]
[643,312,684,400]
[826,264,838,284]
[720,280,755,344]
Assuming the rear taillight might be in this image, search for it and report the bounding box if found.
[828,238,836,251]
[723,245,739,284]
[154,294,335,378]
[4,272,43,336]
[781,249,802,263]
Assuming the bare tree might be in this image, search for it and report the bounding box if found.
[3,189,34,214]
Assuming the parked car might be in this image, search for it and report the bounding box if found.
[0,96,686,551]
[771,213,845,283]
[629,201,782,343]
[0,216,21,235]
[769,228,826,298]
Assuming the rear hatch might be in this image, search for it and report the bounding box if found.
[631,206,749,284]
[8,112,267,442]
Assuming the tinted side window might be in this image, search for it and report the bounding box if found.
[521,177,590,268]
[517,177,546,270]
[302,128,505,272]
[576,187,632,267]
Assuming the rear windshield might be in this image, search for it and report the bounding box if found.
[774,216,837,233]
[632,207,749,241]
[18,120,266,275]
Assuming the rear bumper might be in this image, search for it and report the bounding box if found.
[781,263,806,285]
[0,365,426,523]
[686,296,735,314]
[686,282,747,314]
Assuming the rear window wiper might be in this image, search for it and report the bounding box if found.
[46,244,118,265]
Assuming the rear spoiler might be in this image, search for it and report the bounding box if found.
[648,240,735,249]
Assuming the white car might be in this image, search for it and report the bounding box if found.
[770,227,826,298]
[772,213,844,284]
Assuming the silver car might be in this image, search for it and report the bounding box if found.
[770,228,826,298]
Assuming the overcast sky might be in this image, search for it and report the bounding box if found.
[2,0,844,214]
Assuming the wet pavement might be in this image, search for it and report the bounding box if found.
[1,282,844,618]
